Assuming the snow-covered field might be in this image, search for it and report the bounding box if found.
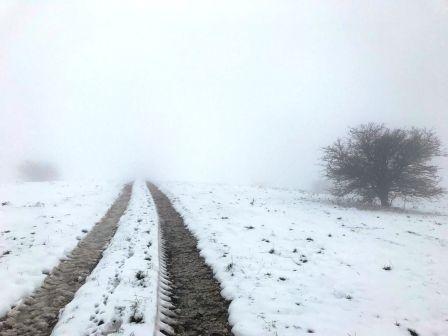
[2,179,447,336]
[52,180,159,336]
[0,181,122,317]
[160,182,448,336]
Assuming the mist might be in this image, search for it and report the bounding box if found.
[1,0,448,189]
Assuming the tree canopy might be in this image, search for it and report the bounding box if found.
[322,123,445,207]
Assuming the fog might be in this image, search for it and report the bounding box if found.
[1,0,448,189]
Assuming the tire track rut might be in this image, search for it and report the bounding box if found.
[0,184,132,336]
[148,183,232,336]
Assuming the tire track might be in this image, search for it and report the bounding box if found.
[0,184,132,336]
[148,183,232,336]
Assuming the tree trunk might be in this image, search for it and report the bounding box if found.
[378,190,390,207]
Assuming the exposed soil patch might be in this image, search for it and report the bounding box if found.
[148,183,232,336]
[0,184,132,336]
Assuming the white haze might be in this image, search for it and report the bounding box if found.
[1,0,448,189]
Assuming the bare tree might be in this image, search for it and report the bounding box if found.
[17,161,59,182]
[322,123,445,207]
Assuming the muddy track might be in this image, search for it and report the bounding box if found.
[148,183,232,336]
[0,184,132,336]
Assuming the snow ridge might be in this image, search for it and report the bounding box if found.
[153,219,175,336]
[52,181,159,336]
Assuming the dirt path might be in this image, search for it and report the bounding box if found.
[148,183,232,336]
[0,184,132,336]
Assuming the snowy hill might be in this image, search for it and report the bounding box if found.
[1,180,446,336]
[160,182,448,336]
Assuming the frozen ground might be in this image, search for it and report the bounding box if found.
[160,182,448,336]
[0,181,122,317]
[52,180,159,336]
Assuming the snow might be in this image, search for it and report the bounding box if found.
[0,181,122,317]
[2,179,446,335]
[160,182,448,336]
[52,180,159,336]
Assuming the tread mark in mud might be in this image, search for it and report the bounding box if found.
[0,184,133,336]
[148,183,233,336]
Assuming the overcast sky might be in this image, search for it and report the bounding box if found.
[1,0,447,188]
